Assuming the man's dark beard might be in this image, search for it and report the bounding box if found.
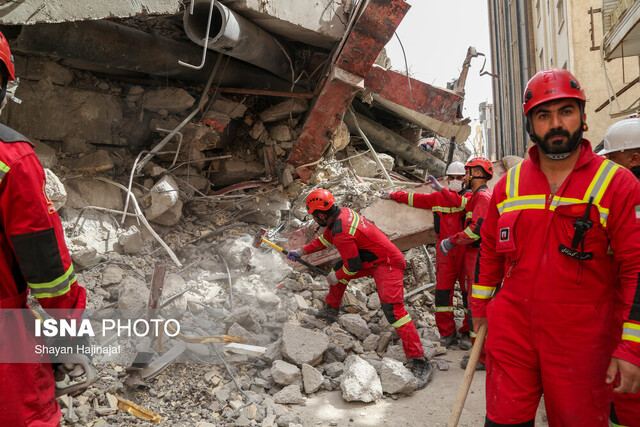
[532,126,582,157]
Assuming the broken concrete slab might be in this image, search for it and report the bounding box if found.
[271,360,301,386]
[146,175,180,220]
[301,363,324,394]
[209,158,265,187]
[44,168,67,210]
[211,98,247,119]
[281,323,329,367]
[117,277,149,311]
[340,355,383,403]
[33,140,57,169]
[101,265,124,286]
[273,384,305,405]
[379,357,418,395]
[15,56,75,86]
[339,314,371,341]
[148,199,183,226]
[5,81,123,145]
[118,226,143,254]
[141,88,195,114]
[71,150,114,174]
[324,361,345,378]
[259,99,308,123]
[64,178,124,210]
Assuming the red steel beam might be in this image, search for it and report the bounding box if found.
[364,67,466,123]
[288,0,411,168]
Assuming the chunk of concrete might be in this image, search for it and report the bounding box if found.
[162,273,188,311]
[385,344,407,363]
[117,277,149,311]
[271,360,301,386]
[377,331,393,355]
[332,121,350,151]
[223,306,266,334]
[44,168,67,210]
[64,178,124,210]
[257,292,281,309]
[62,135,91,154]
[347,148,378,178]
[259,99,308,123]
[340,355,383,402]
[33,140,57,169]
[210,158,265,187]
[71,247,98,268]
[324,361,345,378]
[339,314,371,341]
[211,98,247,119]
[282,323,329,367]
[269,125,292,142]
[301,363,323,394]
[102,265,124,286]
[71,150,114,174]
[142,88,195,113]
[362,334,381,352]
[367,293,381,310]
[379,357,418,395]
[273,384,305,405]
[148,199,182,226]
[118,226,142,254]
[146,175,180,220]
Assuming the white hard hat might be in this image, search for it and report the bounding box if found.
[446,161,466,176]
[600,118,640,155]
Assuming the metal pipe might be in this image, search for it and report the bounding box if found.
[2,20,292,90]
[343,111,447,176]
[183,0,291,77]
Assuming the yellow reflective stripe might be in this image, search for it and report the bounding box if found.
[342,265,357,276]
[29,265,76,300]
[470,330,477,338]
[435,306,454,312]
[585,160,619,205]
[339,278,348,285]
[465,211,473,220]
[463,226,480,240]
[497,195,547,214]
[0,160,9,183]
[622,322,640,343]
[392,314,412,328]
[506,162,521,199]
[319,235,331,248]
[349,210,360,236]
[408,193,414,207]
[472,284,496,299]
[611,423,624,427]
[433,201,467,214]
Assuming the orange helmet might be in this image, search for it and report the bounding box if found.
[0,31,14,81]
[465,157,493,179]
[306,189,335,214]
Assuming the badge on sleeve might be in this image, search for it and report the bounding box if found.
[499,227,510,242]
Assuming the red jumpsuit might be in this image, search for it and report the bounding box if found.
[611,166,640,427]
[302,207,424,358]
[445,185,492,341]
[472,140,640,425]
[389,189,469,338]
[0,124,86,426]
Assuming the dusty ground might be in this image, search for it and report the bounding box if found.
[295,349,549,427]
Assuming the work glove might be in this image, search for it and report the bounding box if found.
[326,271,339,286]
[380,191,392,200]
[439,237,455,256]
[427,175,444,192]
[286,248,305,261]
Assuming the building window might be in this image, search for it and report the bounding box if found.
[556,0,565,32]
[536,0,541,26]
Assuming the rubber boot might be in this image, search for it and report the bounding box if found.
[458,332,472,351]
[460,354,485,370]
[314,306,339,323]
[439,334,458,348]
[410,358,434,389]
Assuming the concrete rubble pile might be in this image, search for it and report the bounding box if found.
[5,48,485,427]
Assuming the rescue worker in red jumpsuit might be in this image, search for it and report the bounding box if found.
[0,31,87,426]
[472,69,640,426]
[381,161,473,349]
[599,118,640,427]
[288,189,433,387]
[437,157,493,369]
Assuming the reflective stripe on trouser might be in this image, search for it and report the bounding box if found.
[485,298,614,425]
[435,244,468,337]
[325,261,424,359]
[611,389,640,427]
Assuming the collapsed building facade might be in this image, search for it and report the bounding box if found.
[0,1,512,425]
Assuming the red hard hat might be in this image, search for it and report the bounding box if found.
[465,157,493,179]
[306,189,335,214]
[523,68,585,116]
[0,31,14,81]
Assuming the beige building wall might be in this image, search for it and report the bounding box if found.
[531,0,640,146]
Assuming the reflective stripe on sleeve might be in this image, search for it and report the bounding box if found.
[472,284,496,299]
[465,211,473,221]
[622,322,640,343]
[29,264,76,299]
[348,210,360,236]
[342,265,357,276]
[464,226,480,240]
[0,160,9,184]
[408,193,414,207]
[319,235,331,248]
[391,314,412,328]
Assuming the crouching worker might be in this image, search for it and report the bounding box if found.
[288,188,433,388]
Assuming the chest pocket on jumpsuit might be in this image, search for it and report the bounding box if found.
[495,210,521,262]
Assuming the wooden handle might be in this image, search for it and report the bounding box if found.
[262,238,326,275]
[448,324,488,427]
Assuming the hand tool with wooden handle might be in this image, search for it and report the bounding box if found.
[252,228,327,275]
[448,323,488,427]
